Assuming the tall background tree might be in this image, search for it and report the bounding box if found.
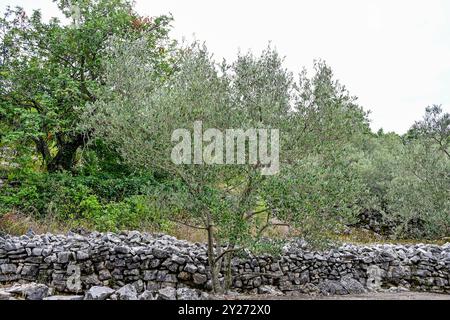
[85,39,371,292]
[356,106,450,239]
[0,0,174,172]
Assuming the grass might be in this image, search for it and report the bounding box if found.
[335,227,448,245]
[0,211,71,235]
[1,211,447,246]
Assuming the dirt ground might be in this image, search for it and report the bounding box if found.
[230,292,450,300]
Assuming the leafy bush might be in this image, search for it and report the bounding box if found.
[0,171,170,232]
[357,117,450,240]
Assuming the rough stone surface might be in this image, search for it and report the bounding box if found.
[84,286,115,300]
[340,275,367,294]
[158,287,177,300]
[0,290,12,300]
[318,280,348,295]
[258,285,284,296]
[43,295,83,301]
[193,273,208,285]
[116,284,138,300]
[176,287,206,300]
[0,231,449,297]
[4,283,50,300]
[25,284,50,300]
[139,290,156,300]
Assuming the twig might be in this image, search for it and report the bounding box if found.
[215,247,244,263]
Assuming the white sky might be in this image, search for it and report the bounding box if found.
[2,0,450,134]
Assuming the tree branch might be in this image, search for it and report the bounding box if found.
[214,247,243,264]
[245,207,271,220]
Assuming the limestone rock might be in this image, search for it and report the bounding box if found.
[139,290,157,300]
[116,284,138,300]
[193,273,207,285]
[84,286,115,300]
[44,295,84,300]
[340,276,366,294]
[176,287,203,300]
[258,285,284,296]
[5,283,49,300]
[158,287,177,300]
[318,280,347,295]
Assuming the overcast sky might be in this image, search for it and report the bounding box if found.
[2,0,450,134]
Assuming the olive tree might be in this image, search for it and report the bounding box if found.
[86,38,370,292]
[356,106,450,239]
[410,105,449,159]
[389,106,450,238]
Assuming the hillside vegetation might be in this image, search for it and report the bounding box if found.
[0,0,449,254]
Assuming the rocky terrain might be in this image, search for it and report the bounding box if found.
[0,282,208,300]
[1,230,450,300]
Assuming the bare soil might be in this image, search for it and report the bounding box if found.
[228,292,450,300]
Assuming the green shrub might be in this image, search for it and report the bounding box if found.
[0,171,170,232]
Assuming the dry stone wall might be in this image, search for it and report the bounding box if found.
[1,231,449,296]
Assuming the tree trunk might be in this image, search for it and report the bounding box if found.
[47,133,84,172]
[224,246,233,292]
[33,136,52,166]
[206,211,221,294]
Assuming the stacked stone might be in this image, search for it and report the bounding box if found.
[0,282,209,300]
[1,231,449,296]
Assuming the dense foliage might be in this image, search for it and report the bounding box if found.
[357,106,450,238]
[0,0,174,172]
